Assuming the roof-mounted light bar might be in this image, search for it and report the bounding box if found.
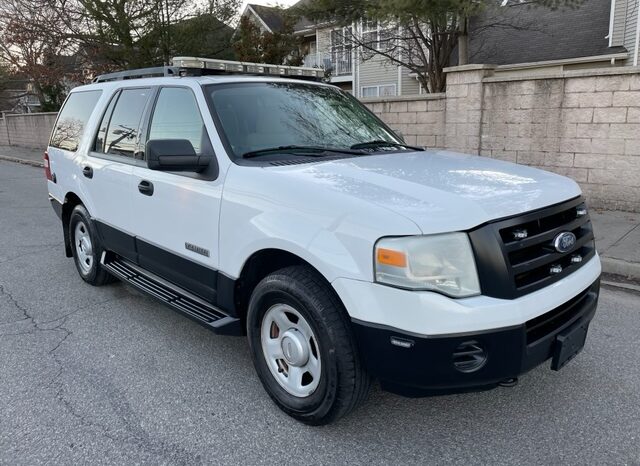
[92,57,325,83]
[172,56,324,80]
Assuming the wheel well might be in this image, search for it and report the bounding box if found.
[61,192,83,257]
[234,249,322,323]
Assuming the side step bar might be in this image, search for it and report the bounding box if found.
[101,252,242,336]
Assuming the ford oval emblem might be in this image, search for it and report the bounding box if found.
[553,232,577,253]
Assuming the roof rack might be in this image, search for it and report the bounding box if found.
[92,66,177,83]
[92,57,325,83]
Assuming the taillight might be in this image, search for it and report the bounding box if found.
[44,151,52,180]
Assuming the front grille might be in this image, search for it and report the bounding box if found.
[469,197,596,299]
[499,200,595,293]
[525,285,592,344]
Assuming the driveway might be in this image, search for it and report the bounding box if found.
[1,161,639,465]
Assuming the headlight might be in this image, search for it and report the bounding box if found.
[374,233,481,298]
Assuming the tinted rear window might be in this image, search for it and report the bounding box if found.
[50,90,102,152]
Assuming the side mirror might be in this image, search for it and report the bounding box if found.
[146,139,211,172]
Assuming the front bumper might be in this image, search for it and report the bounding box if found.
[351,280,600,396]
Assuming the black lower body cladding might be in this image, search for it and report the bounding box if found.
[351,280,600,397]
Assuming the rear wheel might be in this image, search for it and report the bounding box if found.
[247,265,370,425]
[69,204,112,286]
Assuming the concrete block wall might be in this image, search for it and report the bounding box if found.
[362,95,447,148]
[0,115,10,145]
[0,112,57,150]
[480,70,640,212]
[443,65,495,154]
[364,66,640,212]
[1,68,639,211]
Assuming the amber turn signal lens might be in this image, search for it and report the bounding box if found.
[376,248,407,267]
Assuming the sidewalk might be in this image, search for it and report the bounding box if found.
[0,145,43,167]
[1,144,639,281]
[591,210,640,281]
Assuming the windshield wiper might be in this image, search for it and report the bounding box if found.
[242,145,366,159]
[350,140,425,151]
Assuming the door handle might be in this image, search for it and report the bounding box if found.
[138,180,154,196]
[82,166,93,179]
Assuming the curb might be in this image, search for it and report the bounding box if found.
[600,257,640,282]
[0,154,44,168]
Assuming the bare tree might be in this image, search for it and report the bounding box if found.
[0,0,79,108]
[0,0,241,109]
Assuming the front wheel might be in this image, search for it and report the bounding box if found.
[247,265,370,425]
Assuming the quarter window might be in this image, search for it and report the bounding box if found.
[96,88,151,157]
[50,90,102,152]
[148,87,211,156]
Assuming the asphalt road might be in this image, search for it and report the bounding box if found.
[1,160,639,465]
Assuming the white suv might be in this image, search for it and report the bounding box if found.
[46,58,601,425]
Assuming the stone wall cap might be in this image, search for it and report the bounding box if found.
[361,93,446,103]
[484,66,640,83]
[5,112,58,117]
[444,64,497,73]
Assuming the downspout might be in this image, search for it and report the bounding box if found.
[354,21,359,97]
[635,1,640,66]
[608,0,616,47]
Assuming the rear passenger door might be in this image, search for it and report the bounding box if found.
[86,87,153,261]
[131,86,223,303]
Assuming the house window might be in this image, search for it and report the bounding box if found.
[361,84,397,98]
[379,84,396,96]
[330,26,353,75]
[361,86,378,98]
[361,20,396,53]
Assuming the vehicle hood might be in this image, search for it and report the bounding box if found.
[271,150,582,233]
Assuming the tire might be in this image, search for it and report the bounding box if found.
[69,204,113,286]
[247,265,371,425]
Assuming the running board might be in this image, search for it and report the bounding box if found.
[101,252,242,336]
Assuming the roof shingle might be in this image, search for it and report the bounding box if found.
[469,0,627,65]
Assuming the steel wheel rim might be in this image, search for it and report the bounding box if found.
[260,303,322,398]
[74,221,93,273]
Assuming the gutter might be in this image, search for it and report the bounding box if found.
[493,52,629,70]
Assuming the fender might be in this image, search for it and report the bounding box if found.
[218,164,422,283]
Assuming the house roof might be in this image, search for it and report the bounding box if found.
[290,0,316,32]
[245,1,317,34]
[468,0,627,65]
[247,4,285,32]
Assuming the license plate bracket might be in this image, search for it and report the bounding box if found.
[551,320,589,371]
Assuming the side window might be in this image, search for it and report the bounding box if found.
[94,91,119,153]
[96,88,151,158]
[50,90,102,152]
[148,87,211,156]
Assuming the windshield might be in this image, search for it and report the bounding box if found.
[205,82,401,158]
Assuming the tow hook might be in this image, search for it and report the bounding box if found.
[498,377,518,387]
